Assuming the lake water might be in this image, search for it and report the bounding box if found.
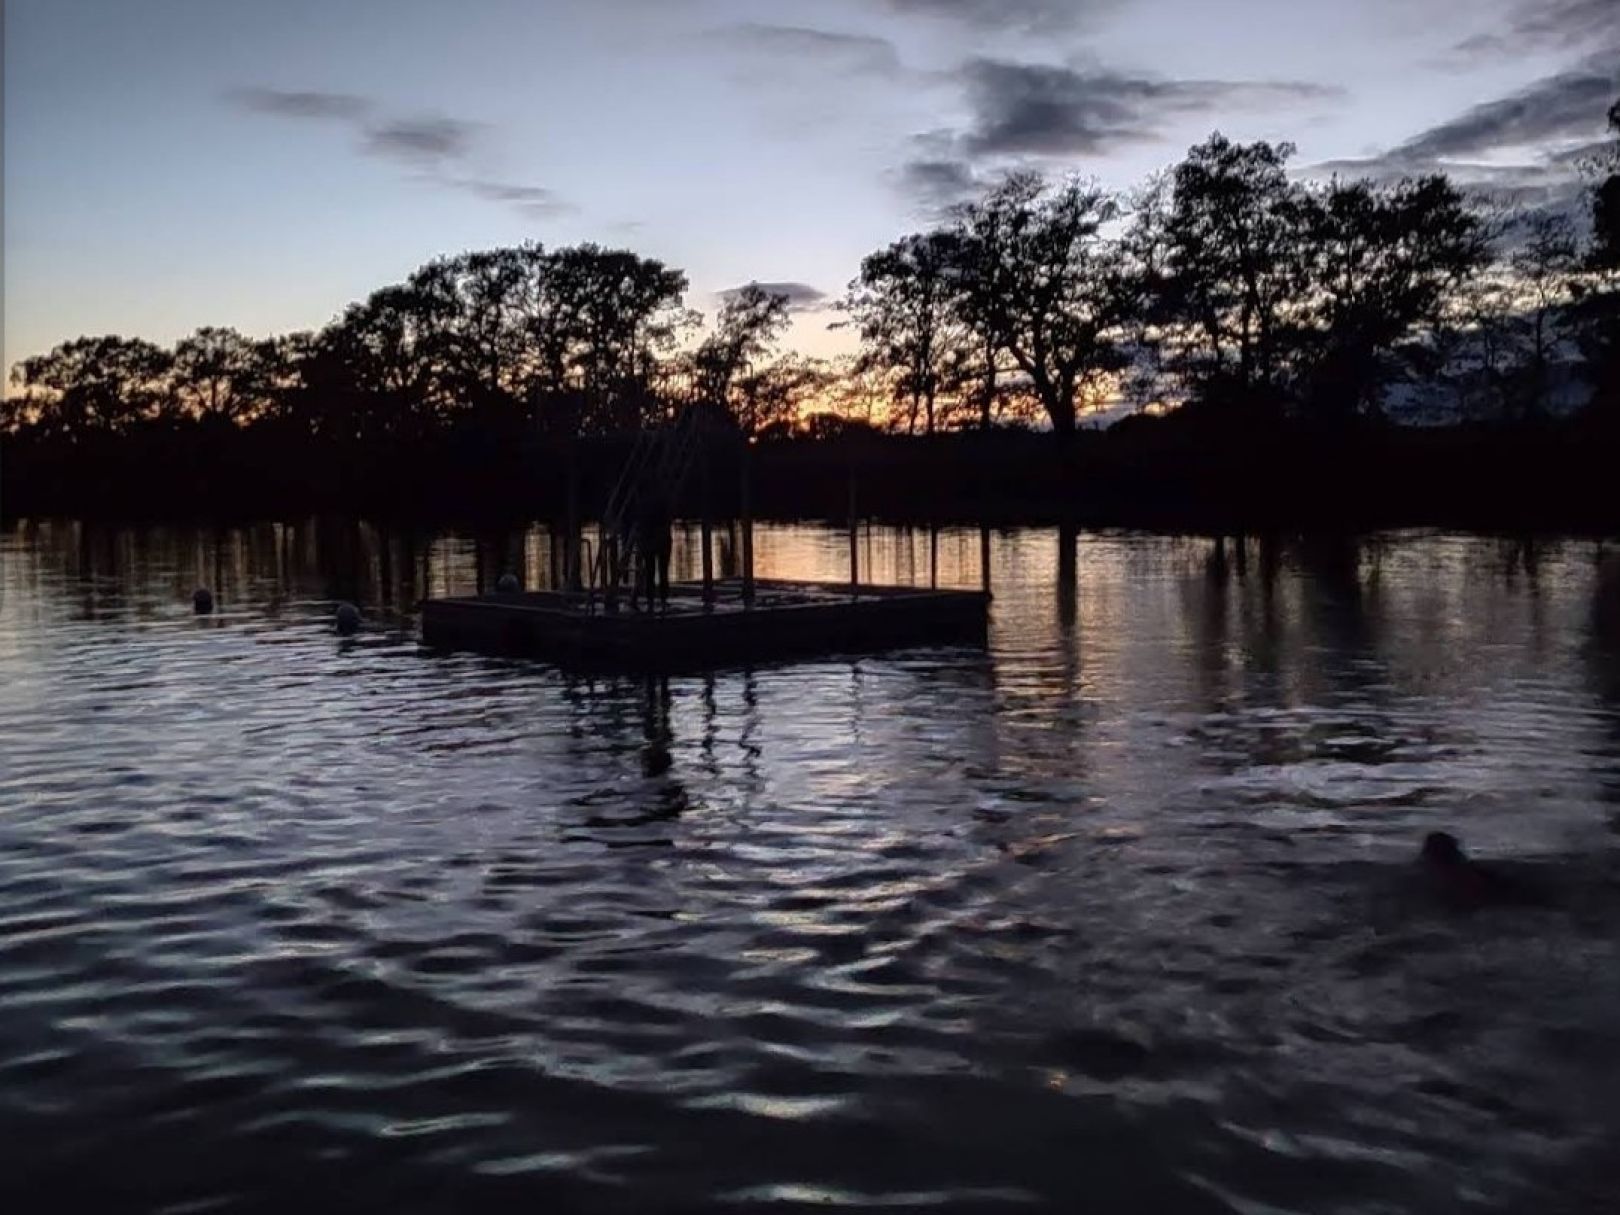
[3,519,1620,1214]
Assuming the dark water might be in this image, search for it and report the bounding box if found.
[4,519,1620,1214]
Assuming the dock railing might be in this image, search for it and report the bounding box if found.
[585,404,713,611]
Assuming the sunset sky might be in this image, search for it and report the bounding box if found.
[4,0,1616,383]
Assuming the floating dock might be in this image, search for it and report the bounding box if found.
[420,578,990,669]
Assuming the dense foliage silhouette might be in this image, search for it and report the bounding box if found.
[5,116,1618,527]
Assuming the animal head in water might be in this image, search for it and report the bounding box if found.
[1422,831,1466,866]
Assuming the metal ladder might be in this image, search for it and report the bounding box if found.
[587,405,710,611]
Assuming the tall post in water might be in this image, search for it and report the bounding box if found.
[700,442,715,608]
[979,523,991,595]
[847,449,859,597]
[740,435,756,606]
[1058,519,1078,629]
[603,533,619,613]
[566,438,582,592]
[509,528,524,594]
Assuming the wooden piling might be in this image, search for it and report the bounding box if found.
[740,438,755,606]
[700,446,714,608]
[847,456,859,597]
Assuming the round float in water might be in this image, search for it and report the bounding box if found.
[192,588,214,615]
[496,573,521,594]
[335,602,361,635]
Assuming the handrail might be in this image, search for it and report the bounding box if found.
[580,403,716,615]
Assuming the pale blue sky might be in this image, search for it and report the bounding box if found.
[4,0,1615,381]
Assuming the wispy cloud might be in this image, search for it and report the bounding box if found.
[362,116,481,166]
[1308,59,1616,220]
[227,86,564,219]
[1453,0,1620,60]
[1391,63,1615,161]
[226,87,371,121]
[717,23,902,75]
[1312,63,1615,182]
[872,0,1119,33]
[449,177,574,218]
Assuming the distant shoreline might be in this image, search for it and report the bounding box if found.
[7,410,1620,536]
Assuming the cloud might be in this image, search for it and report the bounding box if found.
[873,0,1115,33]
[227,85,566,218]
[719,281,828,312]
[448,178,573,218]
[1308,62,1616,225]
[885,58,1341,206]
[362,116,480,165]
[1453,0,1620,60]
[897,155,986,209]
[956,59,1342,159]
[717,23,901,74]
[228,86,477,167]
[226,87,371,120]
[1391,64,1616,162]
[889,129,1000,210]
[1309,60,1615,217]
[1547,138,1616,169]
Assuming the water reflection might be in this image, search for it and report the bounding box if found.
[2,518,1620,1213]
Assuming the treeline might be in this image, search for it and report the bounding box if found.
[2,249,814,445]
[847,112,1620,433]
[4,107,1619,524]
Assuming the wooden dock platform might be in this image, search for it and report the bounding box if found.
[420,578,990,669]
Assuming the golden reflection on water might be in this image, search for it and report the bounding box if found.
[4,517,1618,861]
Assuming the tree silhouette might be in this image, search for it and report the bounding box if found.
[691,284,791,434]
[172,326,260,423]
[241,332,321,432]
[945,184,1023,430]
[1506,213,1581,419]
[323,283,443,440]
[845,232,966,434]
[11,335,171,435]
[1592,98,1620,272]
[405,246,538,421]
[542,244,688,431]
[1300,175,1487,419]
[952,174,1128,434]
[737,355,828,439]
[1157,135,1310,405]
[1577,96,1620,423]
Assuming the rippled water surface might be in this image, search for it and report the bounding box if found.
[4,520,1620,1213]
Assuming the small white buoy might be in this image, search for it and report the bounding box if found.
[192,588,214,615]
[335,602,361,635]
[496,573,521,594]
